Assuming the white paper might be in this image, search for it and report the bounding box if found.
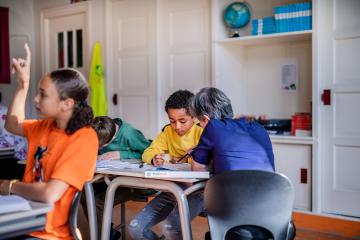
[281,64,298,92]
[0,195,32,214]
[96,159,149,170]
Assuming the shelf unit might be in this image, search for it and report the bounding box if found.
[215,30,312,46]
[211,0,314,210]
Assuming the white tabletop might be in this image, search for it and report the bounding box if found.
[93,160,209,240]
[0,200,52,239]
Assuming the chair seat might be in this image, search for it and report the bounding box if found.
[204,170,295,240]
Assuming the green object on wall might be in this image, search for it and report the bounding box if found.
[89,41,107,116]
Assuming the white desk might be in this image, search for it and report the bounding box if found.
[0,200,52,239]
[96,165,208,240]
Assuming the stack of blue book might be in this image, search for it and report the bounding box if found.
[274,2,312,33]
[252,16,275,35]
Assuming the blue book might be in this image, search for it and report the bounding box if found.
[274,7,280,32]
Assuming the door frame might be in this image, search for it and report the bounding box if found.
[40,2,91,75]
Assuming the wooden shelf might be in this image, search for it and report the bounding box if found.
[270,135,314,145]
[215,30,312,46]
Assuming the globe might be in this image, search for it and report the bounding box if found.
[223,2,251,37]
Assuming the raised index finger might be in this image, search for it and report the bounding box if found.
[24,43,31,65]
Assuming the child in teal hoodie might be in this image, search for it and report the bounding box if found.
[94,116,150,160]
[90,116,151,239]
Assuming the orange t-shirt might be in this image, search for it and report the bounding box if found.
[22,119,98,240]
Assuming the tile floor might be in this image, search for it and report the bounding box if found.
[108,201,357,240]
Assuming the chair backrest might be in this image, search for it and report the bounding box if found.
[204,170,294,240]
[70,191,82,240]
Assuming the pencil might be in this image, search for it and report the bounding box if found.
[175,153,190,163]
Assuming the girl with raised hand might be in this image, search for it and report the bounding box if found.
[0,44,98,240]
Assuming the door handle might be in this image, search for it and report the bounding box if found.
[321,89,331,105]
[112,94,118,106]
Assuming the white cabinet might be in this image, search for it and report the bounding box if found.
[272,137,312,210]
[211,0,314,211]
[211,0,360,218]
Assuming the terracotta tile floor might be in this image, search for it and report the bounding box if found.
[111,200,208,240]
[110,201,357,240]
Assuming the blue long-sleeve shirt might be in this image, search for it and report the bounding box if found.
[191,118,275,173]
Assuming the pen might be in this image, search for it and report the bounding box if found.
[139,163,144,168]
[175,153,190,163]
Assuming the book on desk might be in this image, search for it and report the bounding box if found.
[96,159,210,179]
[144,170,209,179]
[0,195,32,214]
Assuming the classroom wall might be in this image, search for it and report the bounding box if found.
[0,0,107,118]
[0,0,35,117]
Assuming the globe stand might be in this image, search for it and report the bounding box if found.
[231,30,240,38]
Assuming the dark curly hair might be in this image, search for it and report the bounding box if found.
[49,68,93,135]
[165,89,194,114]
[92,116,116,147]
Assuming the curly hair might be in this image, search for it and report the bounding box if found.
[165,89,194,114]
[49,68,93,135]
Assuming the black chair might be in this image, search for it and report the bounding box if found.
[204,170,295,240]
[70,191,82,240]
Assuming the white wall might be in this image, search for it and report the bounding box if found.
[0,0,35,117]
[0,0,106,118]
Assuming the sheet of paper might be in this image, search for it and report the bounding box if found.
[0,195,32,214]
[96,159,152,170]
[281,64,298,92]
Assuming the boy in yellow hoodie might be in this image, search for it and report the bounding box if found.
[142,89,203,166]
[128,89,203,240]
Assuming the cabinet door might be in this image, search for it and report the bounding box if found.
[317,0,360,217]
[273,143,312,210]
[106,0,158,138]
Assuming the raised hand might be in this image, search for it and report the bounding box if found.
[12,43,31,89]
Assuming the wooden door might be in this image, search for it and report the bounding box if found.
[157,0,211,126]
[106,0,157,138]
[317,0,360,217]
[41,3,89,77]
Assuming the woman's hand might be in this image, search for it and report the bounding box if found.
[98,151,121,161]
[152,154,165,166]
[233,114,256,122]
[12,43,31,89]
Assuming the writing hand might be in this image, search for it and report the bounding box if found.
[152,154,165,166]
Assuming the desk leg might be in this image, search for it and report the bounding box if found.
[100,177,199,240]
[168,188,192,240]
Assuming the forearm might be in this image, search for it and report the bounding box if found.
[10,180,68,203]
[142,149,156,164]
[5,86,28,135]
[5,43,31,136]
